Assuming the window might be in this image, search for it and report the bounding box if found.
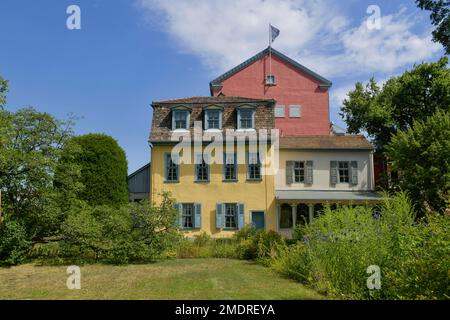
[182,203,194,229]
[205,109,222,129]
[165,153,179,182]
[338,161,350,183]
[266,74,276,85]
[289,105,301,117]
[172,110,189,130]
[294,161,305,183]
[275,105,285,118]
[225,203,238,229]
[223,153,237,181]
[238,108,255,129]
[280,204,293,229]
[247,152,261,180]
[195,154,209,182]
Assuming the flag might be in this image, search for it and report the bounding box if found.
[270,24,280,43]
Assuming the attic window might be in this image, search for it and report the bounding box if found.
[266,74,276,86]
[171,107,191,130]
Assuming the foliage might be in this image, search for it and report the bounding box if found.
[0,76,7,110]
[0,216,32,266]
[340,57,450,152]
[386,110,450,213]
[416,0,450,54]
[59,193,181,264]
[236,228,285,262]
[0,107,76,240]
[62,134,129,206]
[271,193,450,299]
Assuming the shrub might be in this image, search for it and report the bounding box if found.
[0,217,31,266]
[270,193,450,299]
[60,134,129,206]
[60,193,181,264]
[193,232,212,246]
[235,229,285,262]
[271,242,311,283]
[233,224,257,242]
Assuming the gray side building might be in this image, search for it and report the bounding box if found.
[127,163,150,202]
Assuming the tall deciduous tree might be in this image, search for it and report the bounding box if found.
[63,134,129,206]
[340,57,450,152]
[0,107,77,239]
[386,110,450,214]
[415,0,450,54]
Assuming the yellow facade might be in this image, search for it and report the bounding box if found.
[150,144,276,237]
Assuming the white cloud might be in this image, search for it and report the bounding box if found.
[137,0,443,78]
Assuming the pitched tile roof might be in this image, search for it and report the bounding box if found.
[279,135,373,150]
[150,96,275,143]
[209,47,332,95]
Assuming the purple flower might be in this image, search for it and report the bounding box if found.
[372,213,381,219]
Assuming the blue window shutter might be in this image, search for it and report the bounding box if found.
[222,153,226,180]
[165,153,171,181]
[306,161,314,184]
[237,110,241,129]
[194,153,200,181]
[171,111,175,130]
[251,110,255,128]
[194,203,202,228]
[216,203,224,228]
[237,203,245,229]
[350,161,358,185]
[330,161,338,185]
[174,203,182,227]
[286,161,294,184]
[204,111,209,130]
[234,152,238,179]
[205,154,210,181]
[246,152,249,179]
[175,154,180,181]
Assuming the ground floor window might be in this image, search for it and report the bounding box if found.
[182,203,194,229]
[225,203,238,229]
[280,204,293,228]
[313,203,324,217]
[296,204,309,225]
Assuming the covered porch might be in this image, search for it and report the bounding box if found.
[275,190,380,238]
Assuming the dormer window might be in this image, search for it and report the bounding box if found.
[266,74,276,86]
[171,108,190,130]
[204,107,223,130]
[237,107,255,129]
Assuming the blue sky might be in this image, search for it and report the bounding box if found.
[0,0,445,173]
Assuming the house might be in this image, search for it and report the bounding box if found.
[210,47,332,136]
[149,96,278,237]
[127,163,151,202]
[147,47,379,237]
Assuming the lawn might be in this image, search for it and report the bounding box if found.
[0,258,323,300]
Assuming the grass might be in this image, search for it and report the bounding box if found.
[0,258,323,300]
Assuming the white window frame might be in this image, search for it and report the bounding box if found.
[289,105,301,118]
[275,105,285,118]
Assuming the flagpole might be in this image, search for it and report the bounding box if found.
[269,24,272,77]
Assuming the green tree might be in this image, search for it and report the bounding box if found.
[341,57,450,152]
[415,0,450,55]
[0,76,8,110]
[0,107,75,228]
[64,134,129,206]
[386,110,450,213]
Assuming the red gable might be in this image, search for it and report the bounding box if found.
[210,47,332,136]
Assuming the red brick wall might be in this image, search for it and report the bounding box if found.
[213,54,330,136]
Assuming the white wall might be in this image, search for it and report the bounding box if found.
[276,150,374,191]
